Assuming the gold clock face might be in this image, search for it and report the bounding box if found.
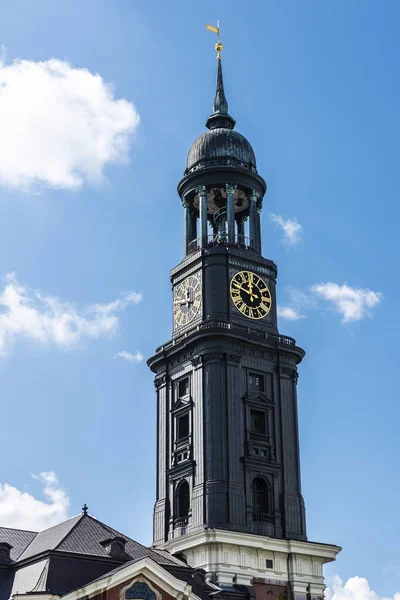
[230,270,272,320]
[174,274,202,328]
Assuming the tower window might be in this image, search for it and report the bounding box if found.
[250,410,266,435]
[176,480,190,519]
[178,377,190,398]
[252,477,271,515]
[177,413,189,440]
[249,372,264,392]
[266,559,273,569]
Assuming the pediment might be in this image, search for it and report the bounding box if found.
[170,397,192,414]
[243,392,274,405]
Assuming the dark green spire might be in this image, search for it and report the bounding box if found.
[206,57,236,130]
[213,57,228,114]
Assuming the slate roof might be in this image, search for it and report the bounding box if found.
[46,513,185,566]
[18,515,82,561]
[0,528,37,561]
[0,559,48,600]
[0,513,193,600]
[0,513,185,567]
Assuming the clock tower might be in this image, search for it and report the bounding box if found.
[148,41,340,599]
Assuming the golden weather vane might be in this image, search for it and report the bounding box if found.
[205,20,223,58]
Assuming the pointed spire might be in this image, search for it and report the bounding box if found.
[206,56,236,130]
[213,57,229,115]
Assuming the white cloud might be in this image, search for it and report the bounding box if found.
[311,283,382,323]
[277,305,305,321]
[270,213,303,246]
[0,54,139,191]
[0,471,69,530]
[326,575,400,600]
[115,350,144,363]
[0,272,142,355]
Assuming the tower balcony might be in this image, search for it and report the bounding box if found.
[187,233,253,253]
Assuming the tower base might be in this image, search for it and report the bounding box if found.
[160,529,341,600]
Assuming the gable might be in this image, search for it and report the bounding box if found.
[243,392,274,406]
[59,557,203,600]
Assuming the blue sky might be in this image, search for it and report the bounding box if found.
[0,1,398,598]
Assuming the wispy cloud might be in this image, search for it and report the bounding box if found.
[0,53,139,191]
[277,305,305,321]
[270,213,303,246]
[115,350,144,363]
[0,472,69,530]
[326,575,400,600]
[311,283,382,323]
[277,288,311,321]
[0,273,142,356]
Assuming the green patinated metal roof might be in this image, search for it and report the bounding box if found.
[186,56,257,175]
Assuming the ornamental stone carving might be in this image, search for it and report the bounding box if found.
[225,183,237,195]
[195,184,207,195]
[203,352,225,363]
[191,355,203,368]
[154,375,167,389]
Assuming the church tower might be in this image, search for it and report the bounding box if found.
[148,36,340,599]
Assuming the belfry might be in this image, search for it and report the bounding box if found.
[148,29,340,597]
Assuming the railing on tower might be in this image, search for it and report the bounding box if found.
[187,234,253,253]
[156,322,297,353]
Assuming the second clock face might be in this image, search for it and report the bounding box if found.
[230,270,272,320]
[174,274,202,328]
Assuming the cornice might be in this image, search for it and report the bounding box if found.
[148,325,304,372]
[160,529,341,563]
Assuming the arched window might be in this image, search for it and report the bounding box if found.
[176,480,190,519]
[252,477,271,515]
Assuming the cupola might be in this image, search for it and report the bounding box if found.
[178,41,266,256]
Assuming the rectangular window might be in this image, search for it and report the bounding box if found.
[177,413,189,440]
[178,377,189,398]
[250,410,266,435]
[249,372,264,392]
[266,559,273,569]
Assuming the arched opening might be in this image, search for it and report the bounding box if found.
[252,477,271,518]
[176,480,190,521]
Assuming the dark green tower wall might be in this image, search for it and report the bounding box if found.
[148,55,307,548]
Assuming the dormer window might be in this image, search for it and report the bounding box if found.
[0,542,12,564]
[100,536,127,558]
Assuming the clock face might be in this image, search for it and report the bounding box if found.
[174,274,202,328]
[230,270,272,320]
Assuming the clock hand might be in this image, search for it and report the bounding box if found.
[232,282,259,299]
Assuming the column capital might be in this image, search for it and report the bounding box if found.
[249,190,260,201]
[195,184,207,195]
[225,183,237,195]
[181,198,192,208]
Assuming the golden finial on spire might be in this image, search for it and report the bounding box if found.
[205,20,223,58]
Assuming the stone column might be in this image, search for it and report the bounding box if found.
[256,202,263,254]
[226,183,237,244]
[236,217,245,245]
[249,191,260,252]
[196,185,208,248]
[183,199,192,254]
